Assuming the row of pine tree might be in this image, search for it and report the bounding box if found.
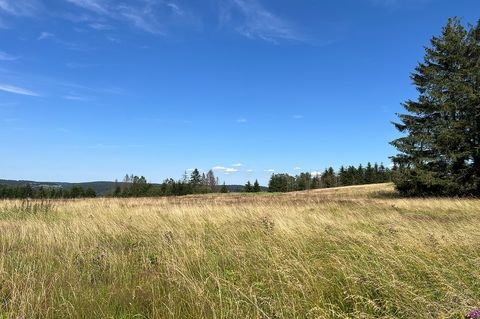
[0,185,97,199]
[110,169,229,197]
[265,163,392,193]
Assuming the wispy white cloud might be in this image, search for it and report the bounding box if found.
[65,0,189,35]
[89,22,112,30]
[66,62,103,69]
[63,95,88,101]
[294,167,302,170]
[236,117,247,123]
[265,169,275,173]
[368,0,432,8]
[0,0,40,16]
[219,0,302,43]
[66,0,109,15]
[105,35,120,43]
[36,31,90,51]
[232,163,243,167]
[37,31,54,41]
[0,84,40,96]
[117,4,164,35]
[88,143,143,149]
[246,169,254,172]
[293,114,303,120]
[0,68,122,101]
[0,51,18,61]
[166,2,184,16]
[212,165,240,174]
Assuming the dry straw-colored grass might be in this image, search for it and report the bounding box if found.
[0,183,479,318]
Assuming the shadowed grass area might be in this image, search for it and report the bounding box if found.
[0,184,479,318]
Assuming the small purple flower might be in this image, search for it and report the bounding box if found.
[467,309,480,319]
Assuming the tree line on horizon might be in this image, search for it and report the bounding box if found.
[265,163,392,193]
[0,184,97,199]
[111,162,394,196]
[0,163,393,199]
[109,169,229,197]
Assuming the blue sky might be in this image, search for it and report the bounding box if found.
[0,0,479,185]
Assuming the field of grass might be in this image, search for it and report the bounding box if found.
[0,183,479,318]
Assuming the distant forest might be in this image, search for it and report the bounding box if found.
[0,163,392,199]
[0,184,97,199]
[266,163,392,193]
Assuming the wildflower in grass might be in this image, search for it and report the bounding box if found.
[467,309,480,319]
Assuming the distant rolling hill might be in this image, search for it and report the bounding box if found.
[0,179,266,195]
[0,179,118,196]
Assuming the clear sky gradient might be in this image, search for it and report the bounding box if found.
[1,0,479,185]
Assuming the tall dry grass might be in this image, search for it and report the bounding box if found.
[0,183,479,318]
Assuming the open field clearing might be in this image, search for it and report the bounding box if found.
[0,184,479,318]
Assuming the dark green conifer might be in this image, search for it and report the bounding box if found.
[391,18,480,196]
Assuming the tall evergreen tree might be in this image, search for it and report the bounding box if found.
[220,182,229,193]
[321,167,337,188]
[355,164,365,185]
[338,166,347,186]
[391,18,480,196]
[244,181,253,193]
[268,174,296,192]
[311,175,321,189]
[253,179,261,192]
[365,162,375,184]
[190,169,201,187]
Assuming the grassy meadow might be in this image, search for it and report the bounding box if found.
[0,183,479,318]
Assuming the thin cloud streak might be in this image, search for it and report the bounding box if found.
[219,0,303,43]
[370,0,398,6]
[65,0,171,35]
[0,67,123,101]
[368,0,433,9]
[36,32,91,51]
[63,95,88,101]
[37,31,54,40]
[88,22,112,30]
[0,51,18,61]
[66,0,109,15]
[0,0,40,16]
[0,84,40,96]
[2,0,304,44]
